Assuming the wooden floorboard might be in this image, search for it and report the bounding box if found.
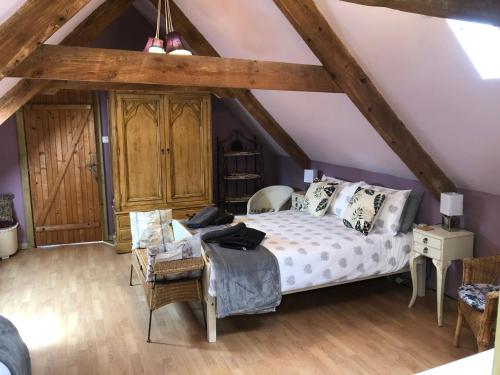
[0,243,476,374]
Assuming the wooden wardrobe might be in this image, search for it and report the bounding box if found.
[109,92,212,253]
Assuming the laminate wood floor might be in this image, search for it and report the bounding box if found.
[0,243,476,375]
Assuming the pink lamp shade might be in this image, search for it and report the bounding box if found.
[144,37,166,54]
[165,31,192,55]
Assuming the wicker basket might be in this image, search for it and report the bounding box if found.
[0,223,18,259]
[130,248,205,342]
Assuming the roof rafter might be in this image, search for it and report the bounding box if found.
[0,0,134,126]
[274,0,456,198]
[340,0,500,27]
[0,0,92,80]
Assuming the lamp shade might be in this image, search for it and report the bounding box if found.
[144,37,166,54]
[304,169,318,184]
[440,192,463,216]
[165,31,192,55]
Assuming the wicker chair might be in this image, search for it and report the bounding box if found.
[130,248,205,342]
[247,185,293,214]
[453,255,500,352]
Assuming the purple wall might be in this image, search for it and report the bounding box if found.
[278,155,500,297]
[0,116,27,246]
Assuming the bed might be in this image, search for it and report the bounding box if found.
[172,210,426,343]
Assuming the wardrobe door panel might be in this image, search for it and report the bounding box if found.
[116,94,167,209]
[166,94,211,205]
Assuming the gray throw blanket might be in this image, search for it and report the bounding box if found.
[0,316,31,375]
[204,241,281,318]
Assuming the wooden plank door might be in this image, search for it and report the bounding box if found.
[165,94,212,206]
[23,101,102,245]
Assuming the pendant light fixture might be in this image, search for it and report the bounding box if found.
[144,0,166,54]
[164,0,192,55]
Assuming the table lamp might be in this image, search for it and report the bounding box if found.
[440,192,463,231]
[304,169,317,191]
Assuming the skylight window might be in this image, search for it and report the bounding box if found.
[447,19,500,80]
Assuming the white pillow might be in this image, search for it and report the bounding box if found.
[321,175,347,184]
[360,183,410,236]
[330,181,363,217]
[130,209,175,249]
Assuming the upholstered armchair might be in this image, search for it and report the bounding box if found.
[453,255,500,352]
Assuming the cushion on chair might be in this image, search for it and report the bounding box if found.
[129,209,174,249]
[458,283,500,311]
[146,234,202,282]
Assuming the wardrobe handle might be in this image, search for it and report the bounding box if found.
[423,238,428,244]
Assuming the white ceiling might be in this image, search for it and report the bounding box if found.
[170,0,500,195]
[1,0,499,195]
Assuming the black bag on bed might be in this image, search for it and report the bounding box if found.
[201,223,265,250]
[187,206,234,228]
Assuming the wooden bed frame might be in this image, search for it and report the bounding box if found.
[172,220,427,343]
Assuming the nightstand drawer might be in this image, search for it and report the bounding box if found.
[414,231,442,249]
[414,242,441,260]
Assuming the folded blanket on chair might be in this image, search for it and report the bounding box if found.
[201,223,265,250]
[0,315,31,375]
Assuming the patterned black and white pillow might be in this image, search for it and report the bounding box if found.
[304,181,338,217]
[342,187,387,235]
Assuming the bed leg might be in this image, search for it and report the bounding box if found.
[416,257,426,297]
[206,297,217,343]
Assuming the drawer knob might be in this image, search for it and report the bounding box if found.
[423,238,428,244]
[423,247,428,254]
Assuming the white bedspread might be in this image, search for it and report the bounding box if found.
[207,210,412,296]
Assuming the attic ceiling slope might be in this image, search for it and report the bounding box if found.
[164,0,311,169]
[273,0,456,199]
[0,0,92,81]
[339,0,500,27]
[0,0,133,126]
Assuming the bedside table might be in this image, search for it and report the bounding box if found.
[291,191,306,211]
[408,225,474,326]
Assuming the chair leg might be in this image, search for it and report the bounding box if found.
[147,309,153,343]
[129,264,134,286]
[453,310,463,347]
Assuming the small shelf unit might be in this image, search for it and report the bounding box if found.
[216,130,263,214]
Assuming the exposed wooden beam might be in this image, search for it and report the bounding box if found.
[0,0,133,125]
[10,45,340,94]
[146,0,311,168]
[274,0,456,198]
[41,80,233,98]
[339,0,500,27]
[0,0,92,80]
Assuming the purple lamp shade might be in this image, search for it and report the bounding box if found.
[144,37,166,54]
[165,31,192,55]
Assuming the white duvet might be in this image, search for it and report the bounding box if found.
[208,210,412,296]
